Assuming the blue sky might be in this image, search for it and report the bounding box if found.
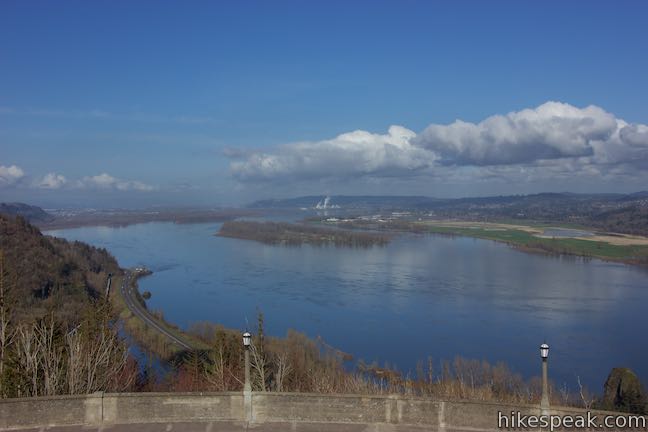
[1,1,648,207]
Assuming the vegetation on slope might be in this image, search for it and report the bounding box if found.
[592,206,648,236]
[0,215,137,398]
[155,314,542,401]
[154,313,615,411]
[0,214,121,322]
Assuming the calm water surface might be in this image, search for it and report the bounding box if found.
[47,222,648,390]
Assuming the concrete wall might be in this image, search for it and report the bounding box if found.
[0,393,101,429]
[103,392,244,424]
[1,392,645,431]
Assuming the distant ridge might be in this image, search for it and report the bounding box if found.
[249,195,443,210]
[248,192,648,235]
[248,192,647,210]
[0,202,54,223]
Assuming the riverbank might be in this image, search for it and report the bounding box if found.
[319,218,648,266]
[110,270,208,361]
[423,223,648,266]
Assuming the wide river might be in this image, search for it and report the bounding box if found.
[47,221,648,391]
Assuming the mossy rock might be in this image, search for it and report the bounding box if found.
[600,367,647,414]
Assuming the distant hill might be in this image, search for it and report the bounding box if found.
[617,191,648,201]
[249,192,640,211]
[0,202,54,223]
[0,214,120,323]
[249,192,648,235]
[249,195,444,210]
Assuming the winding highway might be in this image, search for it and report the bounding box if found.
[120,270,194,351]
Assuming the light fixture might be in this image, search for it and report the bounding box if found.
[243,331,251,348]
[540,343,549,360]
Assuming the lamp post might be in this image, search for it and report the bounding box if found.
[243,331,252,422]
[243,331,252,393]
[540,343,550,410]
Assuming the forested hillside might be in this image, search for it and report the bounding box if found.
[0,214,135,398]
[0,214,120,323]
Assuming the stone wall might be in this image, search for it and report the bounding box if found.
[1,392,645,431]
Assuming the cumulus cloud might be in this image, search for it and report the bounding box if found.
[0,164,25,186]
[413,102,619,165]
[78,173,155,191]
[589,120,648,170]
[230,125,436,181]
[619,123,648,147]
[229,101,648,185]
[37,172,67,189]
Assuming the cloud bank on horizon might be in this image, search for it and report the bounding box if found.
[3,101,648,199]
[230,101,648,185]
[0,168,154,193]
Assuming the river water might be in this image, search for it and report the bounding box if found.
[46,221,648,391]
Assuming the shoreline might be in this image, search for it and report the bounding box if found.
[317,219,648,267]
[422,224,648,267]
[111,269,208,362]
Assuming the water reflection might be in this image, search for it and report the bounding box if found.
[47,222,648,390]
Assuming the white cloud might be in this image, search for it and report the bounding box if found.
[229,101,648,185]
[588,120,648,170]
[78,173,155,192]
[231,125,436,182]
[1,167,154,192]
[0,164,25,186]
[37,172,67,189]
[413,101,619,165]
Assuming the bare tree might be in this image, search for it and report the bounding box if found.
[249,341,268,391]
[65,327,84,394]
[14,324,41,396]
[0,251,15,397]
[577,376,595,409]
[205,345,227,391]
[273,351,292,392]
[64,315,133,395]
[84,324,132,393]
[559,383,572,406]
[35,317,64,395]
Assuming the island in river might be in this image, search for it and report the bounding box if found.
[217,220,390,247]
